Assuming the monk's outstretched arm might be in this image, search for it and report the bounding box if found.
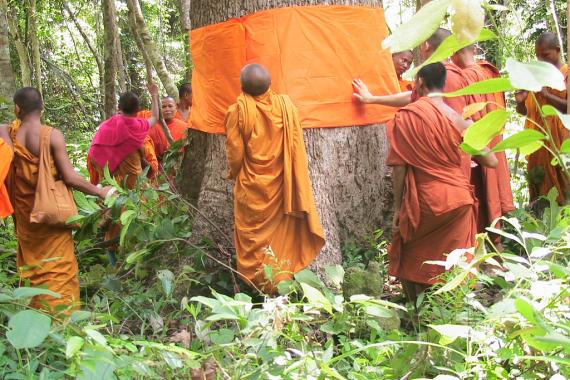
[392,165,406,230]
[352,79,412,107]
[474,148,499,168]
[515,91,528,115]
[51,129,111,198]
[225,106,244,179]
[148,82,160,127]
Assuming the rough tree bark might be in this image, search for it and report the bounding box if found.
[2,0,32,87]
[0,0,16,102]
[125,0,179,101]
[102,0,118,118]
[180,0,393,274]
[115,33,128,93]
[27,0,42,94]
[180,0,192,82]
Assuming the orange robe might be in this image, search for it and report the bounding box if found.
[7,120,80,311]
[225,90,325,291]
[0,138,14,218]
[462,62,515,232]
[398,77,415,92]
[175,109,191,125]
[524,64,569,204]
[138,110,189,158]
[443,61,469,114]
[387,97,476,285]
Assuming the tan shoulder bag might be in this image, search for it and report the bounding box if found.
[30,126,78,227]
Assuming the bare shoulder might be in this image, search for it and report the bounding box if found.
[49,127,67,149]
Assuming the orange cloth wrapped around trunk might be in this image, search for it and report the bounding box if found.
[387,97,476,285]
[191,6,399,134]
[462,62,515,232]
[0,138,14,218]
[226,90,325,291]
[524,64,569,204]
[7,121,80,311]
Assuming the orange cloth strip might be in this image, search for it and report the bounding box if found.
[190,6,399,134]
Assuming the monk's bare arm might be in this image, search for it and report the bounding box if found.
[392,165,406,229]
[541,88,567,113]
[352,79,412,107]
[50,129,110,198]
[148,82,160,127]
[473,149,499,168]
[225,106,244,179]
[515,91,528,115]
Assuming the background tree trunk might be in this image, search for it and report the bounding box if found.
[27,0,42,94]
[180,0,393,274]
[0,0,16,103]
[180,0,192,83]
[102,0,118,118]
[125,0,179,101]
[3,0,32,87]
[115,34,128,93]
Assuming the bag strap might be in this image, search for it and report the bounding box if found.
[37,126,56,190]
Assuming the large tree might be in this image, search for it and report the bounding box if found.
[0,0,16,104]
[180,0,393,274]
[102,0,118,118]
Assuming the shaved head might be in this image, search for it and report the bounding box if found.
[161,96,177,122]
[14,87,43,118]
[535,32,562,66]
[240,64,271,96]
[536,32,560,49]
[427,28,451,51]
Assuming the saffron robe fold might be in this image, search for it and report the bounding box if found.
[443,61,469,114]
[0,138,14,218]
[524,64,569,204]
[89,114,150,173]
[462,62,515,231]
[138,110,189,158]
[225,90,325,291]
[398,77,414,92]
[7,120,79,310]
[387,97,476,285]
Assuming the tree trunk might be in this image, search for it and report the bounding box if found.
[180,0,192,82]
[3,0,32,87]
[567,0,569,114]
[102,0,118,118]
[0,0,16,102]
[181,0,393,274]
[27,0,42,94]
[115,33,128,93]
[125,0,179,101]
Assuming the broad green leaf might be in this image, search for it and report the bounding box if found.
[460,142,481,155]
[382,0,452,53]
[439,78,514,98]
[120,210,136,226]
[542,105,570,130]
[7,310,52,349]
[491,130,547,152]
[157,269,175,297]
[433,270,469,294]
[294,269,324,289]
[463,102,489,119]
[519,141,544,155]
[301,283,333,314]
[506,59,566,92]
[515,298,539,325]
[430,324,473,345]
[325,265,345,288]
[14,287,61,300]
[535,333,570,353]
[126,248,149,265]
[463,109,509,150]
[560,139,570,153]
[191,296,220,310]
[209,328,235,345]
[363,304,393,318]
[66,336,84,358]
[406,28,496,79]
[84,328,107,347]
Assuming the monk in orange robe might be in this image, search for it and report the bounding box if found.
[516,32,569,204]
[4,88,111,312]
[139,97,189,160]
[176,83,192,125]
[452,46,515,232]
[225,64,325,292]
[0,134,14,218]
[392,50,414,92]
[386,63,498,301]
[88,85,159,265]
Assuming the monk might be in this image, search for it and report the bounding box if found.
[87,84,159,265]
[386,63,498,301]
[145,97,189,159]
[176,83,192,124]
[353,28,469,114]
[225,64,325,292]
[515,32,569,204]
[392,50,414,91]
[0,132,14,218]
[2,87,111,312]
[451,45,515,232]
